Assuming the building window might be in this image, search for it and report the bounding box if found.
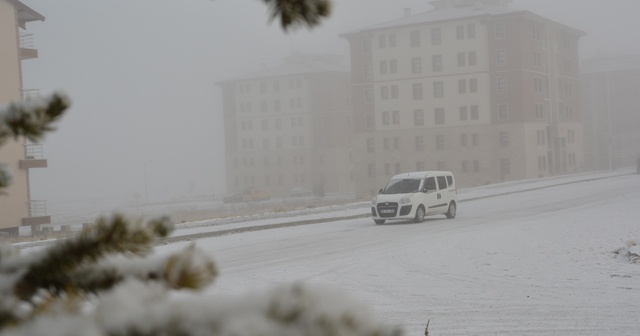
[471,105,479,120]
[395,162,401,174]
[496,49,507,66]
[538,156,547,171]
[462,160,469,173]
[500,159,510,176]
[391,85,399,99]
[533,52,542,67]
[274,99,281,112]
[535,104,544,119]
[473,160,480,172]
[413,83,423,100]
[276,137,283,149]
[472,133,478,146]
[497,77,507,94]
[261,101,268,113]
[416,162,425,171]
[437,161,446,171]
[537,130,546,145]
[457,52,466,67]
[392,110,400,124]
[434,108,445,125]
[388,33,396,47]
[410,30,421,47]
[389,60,398,73]
[381,86,389,100]
[467,24,476,38]
[500,131,509,147]
[364,88,373,104]
[460,106,468,121]
[273,81,280,93]
[378,34,386,48]
[366,114,374,129]
[363,63,372,79]
[380,60,388,74]
[362,39,372,53]
[433,81,444,98]
[367,138,375,153]
[262,119,268,131]
[432,55,443,72]
[275,118,282,130]
[458,79,467,94]
[414,109,424,126]
[468,51,477,66]
[382,111,390,125]
[534,77,543,93]
[457,25,465,40]
[436,135,444,150]
[461,133,468,146]
[393,137,400,149]
[415,136,424,150]
[498,104,508,120]
[385,163,391,175]
[568,129,575,143]
[383,138,389,150]
[368,164,376,178]
[431,28,441,45]
[469,78,478,93]
[495,22,506,39]
[260,82,267,94]
[412,57,422,74]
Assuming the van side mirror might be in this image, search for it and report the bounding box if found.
[378,188,383,194]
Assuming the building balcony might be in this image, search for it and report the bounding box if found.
[19,33,38,60]
[21,200,51,226]
[19,144,48,169]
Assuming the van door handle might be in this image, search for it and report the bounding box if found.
[437,193,441,199]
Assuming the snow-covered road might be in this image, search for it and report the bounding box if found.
[159,172,640,335]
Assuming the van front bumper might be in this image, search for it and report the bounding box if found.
[371,204,413,219]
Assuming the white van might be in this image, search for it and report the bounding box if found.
[371,171,457,224]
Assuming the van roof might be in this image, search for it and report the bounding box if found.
[391,171,454,180]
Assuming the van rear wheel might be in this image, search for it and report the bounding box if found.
[414,206,425,223]
[445,201,457,219]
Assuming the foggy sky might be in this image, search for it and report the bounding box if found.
[19,0,640,208]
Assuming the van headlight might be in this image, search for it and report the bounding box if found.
[399,195,412,205]
[371,196,377,206]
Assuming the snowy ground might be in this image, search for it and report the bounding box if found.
[153,170,640,336]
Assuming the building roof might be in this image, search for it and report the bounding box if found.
[219,55,349,84]
[340,3,584,38]
[581,54,640,74]
[8,0,45,28]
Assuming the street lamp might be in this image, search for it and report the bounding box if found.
[144,159,153,203]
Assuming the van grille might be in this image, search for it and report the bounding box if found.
[376,202,398,218]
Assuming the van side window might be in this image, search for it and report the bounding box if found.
[437,176,448,190]
[425,177,436,191]
[446,176,453,186]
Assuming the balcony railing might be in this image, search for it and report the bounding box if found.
[21,88,40,102]
[27,200,47,217]
[19,33,35,49]
[25,144,44,160]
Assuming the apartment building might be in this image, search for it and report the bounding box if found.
[0,0,48,235]
[581,54,640,171]
[219,53,354,198]
[340,0,585,198]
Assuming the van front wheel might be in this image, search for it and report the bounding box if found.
[445,201,457,219]
[414,206,425,223]
[374,219,386,225]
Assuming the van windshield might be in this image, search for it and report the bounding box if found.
[382,179,422,194]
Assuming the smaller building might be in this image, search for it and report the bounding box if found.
[581,54,640,171]
[0,0,49,235]
[218,53,355,198]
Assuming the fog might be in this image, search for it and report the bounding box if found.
[20,0,640,208]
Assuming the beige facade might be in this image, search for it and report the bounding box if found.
[0,0,47,234]
[219,53,354,198]
[581,55,640,171]
[341,0,585,198]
